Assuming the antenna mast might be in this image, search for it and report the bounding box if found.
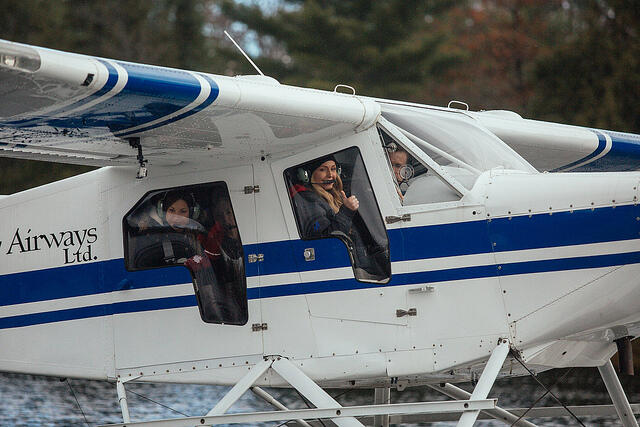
[224,30,265,76]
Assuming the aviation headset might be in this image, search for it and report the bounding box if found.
[157,191,201,220]
[296,154,342,184]
[384,142,415,181]
[384,141,399,153]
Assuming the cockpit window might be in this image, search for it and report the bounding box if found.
[379,126,463,205]
[381,104,536,187]
[123,182,247,325]
[284,147,391,283]
[379,127,430,203]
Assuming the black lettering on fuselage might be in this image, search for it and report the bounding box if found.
[62,231,74,246]
[86,227,98,244]
[5,227,99,264]
[7,228,25,254]
[73,229,88,247]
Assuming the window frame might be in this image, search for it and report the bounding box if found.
[378,117,468,199]
[122,181,237,272]
[281,145,392,284]
[122,180,248,325]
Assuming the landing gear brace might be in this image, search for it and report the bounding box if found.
[102,338,638,427]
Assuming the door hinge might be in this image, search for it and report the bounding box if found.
[385,214,411,224]
[396,308,417,317]
[252,323,268,332]
[244,185,260,194]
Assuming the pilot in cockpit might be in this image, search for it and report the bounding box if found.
[386,143,410,201]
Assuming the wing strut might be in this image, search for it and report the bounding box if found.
[598,360,639,427]
[116,375,141,423]
[456,338,510,427]
[250,386,313,427]
[429,382,537,427]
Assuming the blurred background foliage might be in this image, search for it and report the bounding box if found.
[0,0,638,193]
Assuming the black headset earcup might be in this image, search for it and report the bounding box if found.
[297,168,310,183]
[156,198,164,219]
[189,193,200,219]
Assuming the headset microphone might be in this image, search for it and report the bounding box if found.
[310,179,336,185]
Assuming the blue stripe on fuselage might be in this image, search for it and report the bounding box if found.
[3,249,640,329]
[0,295,197,329]
[0,204,639,327]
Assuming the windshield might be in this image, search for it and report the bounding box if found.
[381,104,536,189]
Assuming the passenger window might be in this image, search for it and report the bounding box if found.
[284,147,391,283]
[123,183,247,325]
[379,126,461,205]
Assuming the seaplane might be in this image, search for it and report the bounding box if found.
[1,37,640,427]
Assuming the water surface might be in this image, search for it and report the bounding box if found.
[1,368,639,426]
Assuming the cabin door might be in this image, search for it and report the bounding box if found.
[113,165,263,372]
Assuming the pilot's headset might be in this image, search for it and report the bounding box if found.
[157,191,201,222]
[384,141,399,154]
[385,142,414,182]
[296,154,342,184]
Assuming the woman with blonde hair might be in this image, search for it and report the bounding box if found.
[291,155,359,239]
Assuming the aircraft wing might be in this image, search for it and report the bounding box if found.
[3,39,639,172]
[0,40,379,167]
[471,110,640,172]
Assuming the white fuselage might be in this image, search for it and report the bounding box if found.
[1,127,639,387]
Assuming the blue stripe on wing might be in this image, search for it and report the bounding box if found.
[116,73,220,137]
[2,61,218,136]
[574,130,640,172]
[5,60,120,127]
[551,130,608,172]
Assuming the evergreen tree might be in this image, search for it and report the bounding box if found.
[426,0,570,112]
[1,1,639,193]
[530,0,640,132]
[220,0,463,99]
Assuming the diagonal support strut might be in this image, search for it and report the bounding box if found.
[271,357,364,427]
[598,360,639,427]
[207,358,272,416]
[456,338,510,427]
[429,382,537,427]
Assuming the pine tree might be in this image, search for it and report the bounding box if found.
[530,0,640,132]
[220,0,463,99]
